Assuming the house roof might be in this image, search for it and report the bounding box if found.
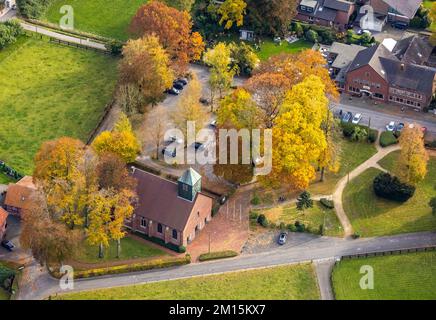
[380,57,436,95]
[392,35,433,66]
[178,168,201,186]
[330,42,366,69]
[4,176,36,211]
[0,208,8,227]
[132,169,211,231]
[298,0,338,22]
[348,44,398,79]
[381,0,422,19]
[323,0,352,12]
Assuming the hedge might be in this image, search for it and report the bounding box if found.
[51,255,191,279]
[133,231,186,253]
[341,122,378,143]
[379,131,398,147]
[198,250,238,262]
[373,173,415,202]
[320,198,334,209]
[16,0,53,19]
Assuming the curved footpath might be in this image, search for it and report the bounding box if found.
[16,231,436,300]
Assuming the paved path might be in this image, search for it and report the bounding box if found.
[17,231,436,300]
[20,21,107,51]
[332,143,401,237]
[314,258,336,300]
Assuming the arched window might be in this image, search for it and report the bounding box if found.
[157,223,163,234]
[172,229,177,239]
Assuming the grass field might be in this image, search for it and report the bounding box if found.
[332,251,436,300]
[342,153,436,237]
[255,201,343,237]
[56,263,320,300]
[257,39,313,60]
[74,236,167,264]
[308,139,377,195]
[44,0,148,40]
[0,36,118,174]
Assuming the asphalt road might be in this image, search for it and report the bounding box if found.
[25,231,436,300]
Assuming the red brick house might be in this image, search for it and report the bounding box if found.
[3,176,37,217]
[345,40,436,110]
[296,0,356,30]
[0,208,8,241]
[125,168,213,248]
[365,0,422,24]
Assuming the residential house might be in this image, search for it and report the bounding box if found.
[0,208,8,241]
[344,38,436,110]
[365,0,422,24]
[296,0,356,30]
[3,176,37,217]
[125,168,213,248]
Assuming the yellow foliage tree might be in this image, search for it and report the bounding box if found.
[218,0,247,29]
[92,113,141,163]
[395,124,429,185]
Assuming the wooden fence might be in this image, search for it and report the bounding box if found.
[49,37,110,54]
[86,100,116,145]
[340,245,436,261]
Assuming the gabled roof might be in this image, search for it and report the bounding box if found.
[323,0,353,12]
[381,0,422,19]
[330,42,366,69]
[0,208,8,227]
[4,176,36,211]
[348,44,398,80]
[178,168,201,186]
[393,35,433,66]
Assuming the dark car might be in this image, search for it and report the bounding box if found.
[193,142,203,150]
[391,21,408,30]
[1,240,15,252]
[165,87,180,95]
[341,112,353,123]
[278,232,287,245]
[173,82,184,90]
[162,147,176,158]
[177,78,188,86]
[396,123,405,132]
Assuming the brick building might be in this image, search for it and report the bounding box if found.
[125,168,213,248]
[0,208,8,241]
[3,176,36,217]
[296,0,356,30]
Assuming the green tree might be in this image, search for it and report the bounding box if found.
[429,197,436,215]
[296,191,313,211]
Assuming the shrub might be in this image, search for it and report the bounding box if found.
[17,0,53,19]
[279,222,286,230]
[305,29,318,43]
[373,173,416,202]
[251,194,261,205]
[0,19,24,49]
[368,129,378,143]
[341,122,356,137]
[320,198,334,209]
[429,197,436,215]
[199,250,238,262]
[318,224,324,235]
[287,223,296,232]
[379,131,398,147]
[294,221,306,232]
[257,214,268,227]
[106,40,124,55]
[296,191,313,211]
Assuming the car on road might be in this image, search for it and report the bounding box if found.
[386,121,396,131]
[278,232,287,245]
[396,122,405,132]
[1,240,15,252]
[165,87,180,95]
[173,82,184,90]
[341,112,353,123]
[352,113,362,124]
[391,21,408,30]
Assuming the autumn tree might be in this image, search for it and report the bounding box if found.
[119,35,174,107]
[261,76,330,190]
[116,83,145,115]
[229,41,259,75]
[143,107,169,159]
[163,0,195,12]
[244,72,291,127]
[96,152,136,192]
[254,50,339,101]
[217,0,247,29]
[246,0,298,36]
[203,42,238,106]
[171,74,209,138]
[395,124,429,185]
[129,1,205,73]
[92,113,141,163]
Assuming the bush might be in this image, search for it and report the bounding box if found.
[379,131,398,147]
[341,122,356,138]
[51,255,191,279]
[106,40,123,55]
[373,173,416,202]
[199,250,238,262]
[257,214,268,227]
[17,0,53,19]
[368,129,378,143]
[133,231,186,253]
[320,198,334,209]
[0,19,24,49]
[287,223,296,232]
[294,221,306,232]
[249,211,259,220]
[305,29,318,43]
[251,194,261,205]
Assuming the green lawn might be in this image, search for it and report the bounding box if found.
[0,261,16,300]
[0,173,16,185]
[74,236,167,264]
[342,154,436,237]
[0,36,118,174]
[332,251,436,300]
[44,0,148,40]
[308,139,378,195]
[423,0,434,9]
[56,264,320,300]
[255,201,343,237]
[257,39,313,60]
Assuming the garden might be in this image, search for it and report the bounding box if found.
[342,152,436,237]
[0,35,118,174]
[332,251,436,300]
[55,263,320,300]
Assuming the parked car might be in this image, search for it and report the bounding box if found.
[165,87,180,95]
[386,121,396,131]
[209,120,217,127]
[391,21,408,30]
[341,112,353,123]
[193,142,203,150]
[177,78,188,86]
[162,147,177,158]
[396,123,405,132]
[352,113,362,124]
[173,82,184,90]
[278,232,287,245]
[1,240,15,252]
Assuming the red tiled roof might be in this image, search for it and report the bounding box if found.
[0,208,8,226]
[4,176,36,211]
